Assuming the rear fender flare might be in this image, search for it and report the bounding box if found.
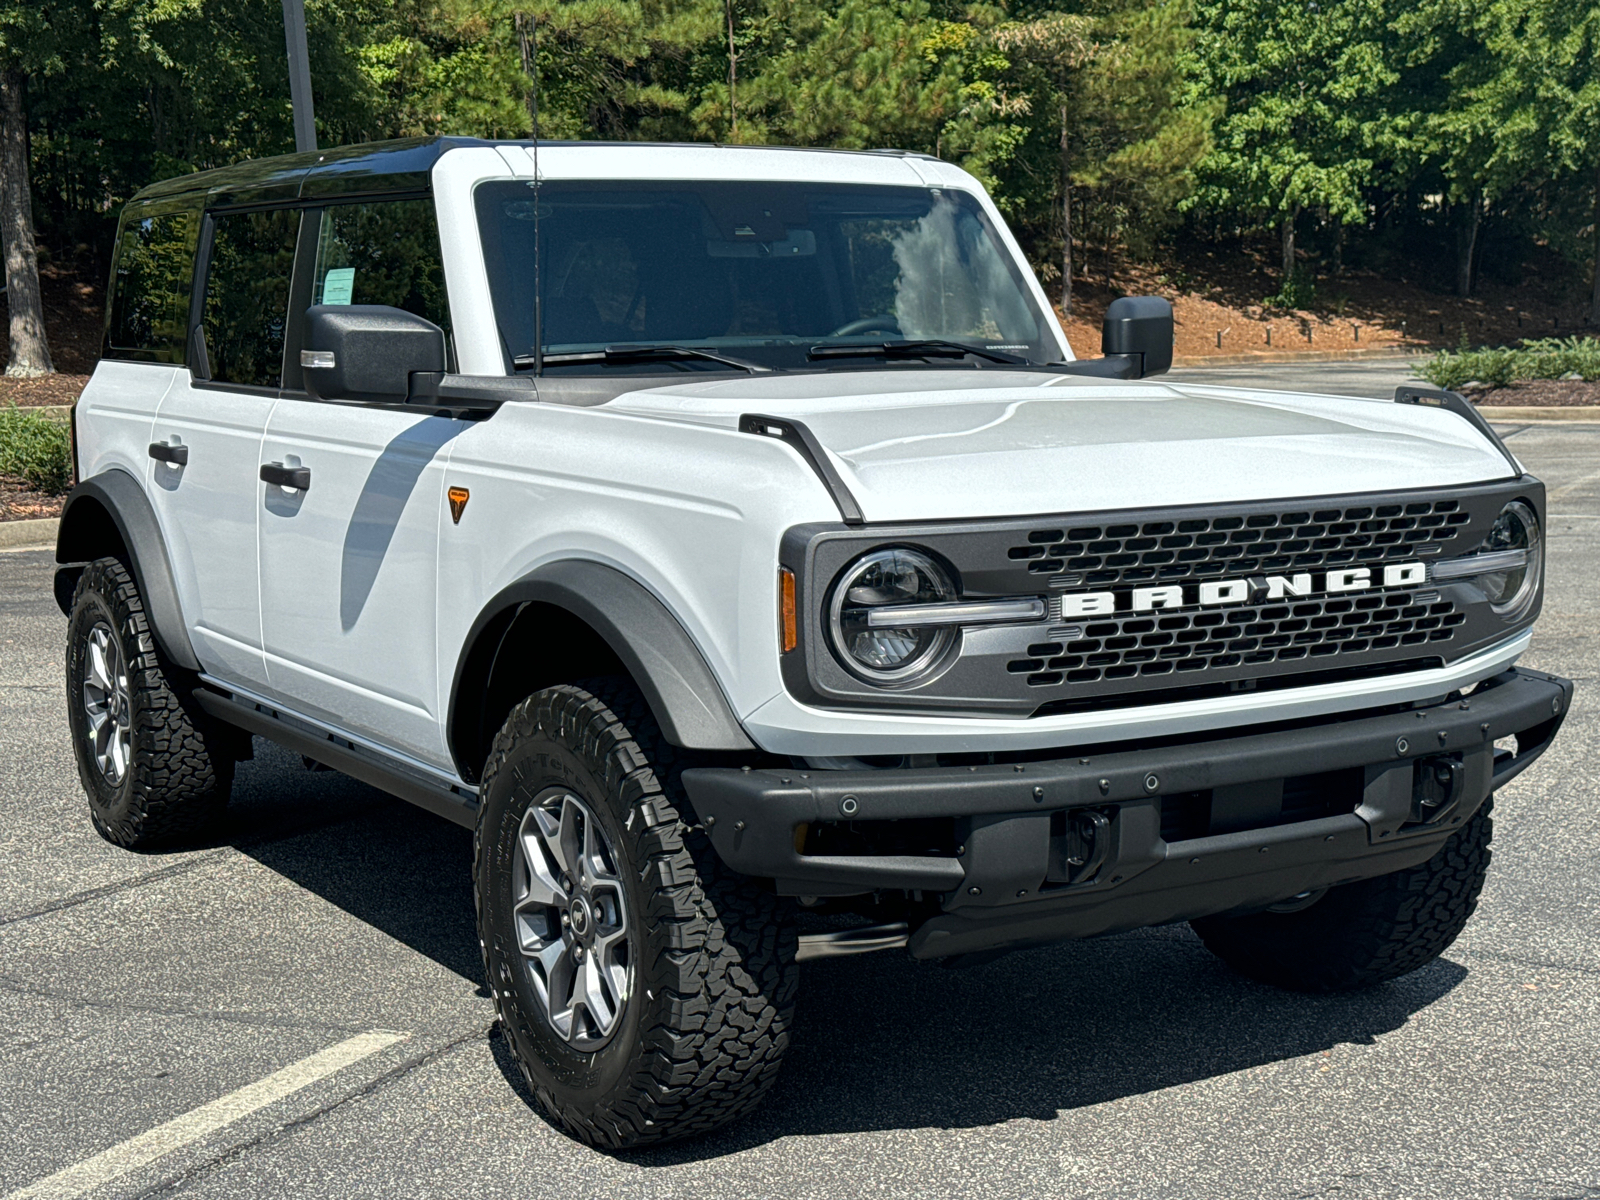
[54,469,200,672]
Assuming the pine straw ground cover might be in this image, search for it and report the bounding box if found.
[1464,379,1600,406]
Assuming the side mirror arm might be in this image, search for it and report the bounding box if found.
[1045,355,1141,380]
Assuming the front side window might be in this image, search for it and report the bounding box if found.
[202,209,301,388]
[310,199,451,334]
[106,205,199,363]
[474,181,1056,373]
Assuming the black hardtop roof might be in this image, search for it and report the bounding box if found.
[129,136,938,209]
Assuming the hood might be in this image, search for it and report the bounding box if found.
[603,370,1517,522]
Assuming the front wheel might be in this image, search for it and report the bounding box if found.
[475,680,796,1148]
[1191,799,1493,992]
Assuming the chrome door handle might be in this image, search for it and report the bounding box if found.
[260,462,311,490]
[148,442,188,466]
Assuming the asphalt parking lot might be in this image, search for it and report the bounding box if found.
[3,366,1597,1199]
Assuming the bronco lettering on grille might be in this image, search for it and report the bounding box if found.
[1058,562,1428,618]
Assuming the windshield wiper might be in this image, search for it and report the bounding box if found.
[807,339,1026,365]
[517,345,770,373]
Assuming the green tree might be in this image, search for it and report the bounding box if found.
[1188,0,1395,289]
[0,0,92,374]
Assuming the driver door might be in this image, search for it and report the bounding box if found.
[254,198,461,765]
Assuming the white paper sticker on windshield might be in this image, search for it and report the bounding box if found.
[322,267,355,306]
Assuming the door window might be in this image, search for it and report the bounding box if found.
[311,199,452,334]
[202,209,301,388]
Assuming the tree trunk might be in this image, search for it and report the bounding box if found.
[0,69,50,377]
[1060,103,1072,318]
[1456,197,1480,299]
[1280,206,1298,280]
[1590,162,1600,328]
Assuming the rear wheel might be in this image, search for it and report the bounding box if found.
[65,557,233,848]
[475,679,796,1148]
[1191,799,1493,992]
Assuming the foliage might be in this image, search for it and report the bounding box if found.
[1266,266,1316,310]
[1185,0,1394,229]
[2,0,1597,312]
[1417,336,1600,390]
[0,405,71,494]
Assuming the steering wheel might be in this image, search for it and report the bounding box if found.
[828,314,902,337]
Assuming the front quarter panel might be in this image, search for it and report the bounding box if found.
[434,401,840,741]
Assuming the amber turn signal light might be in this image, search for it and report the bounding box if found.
[447,486,470,524]
[779,567,797,653]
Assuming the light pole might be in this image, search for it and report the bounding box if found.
[282,0,317,153]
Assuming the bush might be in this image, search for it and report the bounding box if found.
[0,405,72,495]
[1417,336,1600,391]
[1265,266,1316,310]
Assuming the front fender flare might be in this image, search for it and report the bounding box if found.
[54,469,200,672]
[448,560,756,779]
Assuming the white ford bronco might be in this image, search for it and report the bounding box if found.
[58,137,1570,1147]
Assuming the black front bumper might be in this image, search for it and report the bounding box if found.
[682,668,1571,959]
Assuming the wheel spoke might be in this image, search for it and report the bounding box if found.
[87,632,112,694]
[580,954,617,1032]
[514,831,564,909]
[557,796,583,881]
[110,731,129,779]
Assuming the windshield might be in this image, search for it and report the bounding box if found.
[473,180,1059,373]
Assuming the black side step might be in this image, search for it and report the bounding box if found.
[194,687,479,829]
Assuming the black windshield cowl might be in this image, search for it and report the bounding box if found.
[518,345,771,373]
[807,340,1027,366]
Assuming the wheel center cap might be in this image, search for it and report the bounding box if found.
[568,897,591,936]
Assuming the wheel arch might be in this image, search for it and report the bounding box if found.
[448,560,755,784]
[54,469,200,672]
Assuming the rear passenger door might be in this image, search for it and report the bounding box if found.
[86,200,201,488]
[255,198,460,765]
[149,207,300,692]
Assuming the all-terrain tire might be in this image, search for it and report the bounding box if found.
[65,557,233,848]
[475,679,797,1149]
[1191,799,1493,992]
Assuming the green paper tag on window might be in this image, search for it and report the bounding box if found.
[322,267,355,306]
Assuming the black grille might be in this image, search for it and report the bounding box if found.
[1007,590,1466,687]
[1008,500,1474,585]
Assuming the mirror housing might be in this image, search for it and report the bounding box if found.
[1101,296,1173,379]
[302,305,447,404]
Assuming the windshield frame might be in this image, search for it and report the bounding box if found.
[471,177,1065,377]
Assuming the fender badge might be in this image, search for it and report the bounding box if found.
[447,486,470,524]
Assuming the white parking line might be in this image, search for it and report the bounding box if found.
[4,1030,408,1200]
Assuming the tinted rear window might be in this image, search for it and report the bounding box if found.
[105,205,200,363]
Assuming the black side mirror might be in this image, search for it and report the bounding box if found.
[1101,296,1173,379]
[301,305,447,404]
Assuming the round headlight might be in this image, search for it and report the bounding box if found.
[828,548,957,684]
[1478,500,1541,619]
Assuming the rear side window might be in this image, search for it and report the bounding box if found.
[311,199,451,334]
[202,209,302,388]
[105,205,199,363]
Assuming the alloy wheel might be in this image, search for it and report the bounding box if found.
[82,621,132,785]
[512,789,632,1050]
